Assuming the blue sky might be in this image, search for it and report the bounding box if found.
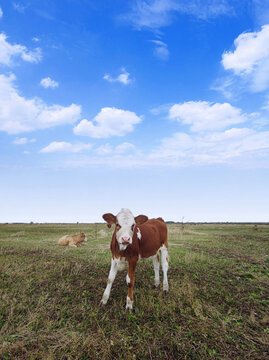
[0,0,269,222]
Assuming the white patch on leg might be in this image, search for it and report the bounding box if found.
[126,274,130,285]
[126,296,133,310]
[137,227,142,240]
[160,245,169,292]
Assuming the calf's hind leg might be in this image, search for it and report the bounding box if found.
[160,245,169,293]
[152,254,160,288]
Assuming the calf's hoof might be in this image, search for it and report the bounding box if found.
[100,295,108,306]
[163,283,169,293]
[126,296,133,311]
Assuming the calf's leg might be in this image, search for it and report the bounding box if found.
[152,254,160,287]
[126,259,137,310]
[101,258,118,305]
[160,245,169,293]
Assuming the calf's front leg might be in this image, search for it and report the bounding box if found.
[126,258,137,310]
[101,258,118,305]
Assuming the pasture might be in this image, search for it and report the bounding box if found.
[0,222,268,359]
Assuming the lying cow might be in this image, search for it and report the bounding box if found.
[58,232,87,247]
[101,208,168,310]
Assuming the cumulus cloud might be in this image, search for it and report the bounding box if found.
[0,73,81,134]
[0,33,42,66]
[103,68,132,85]
[74,107,142,138]
[222,25,269,92]
[125,0,233,31]
[40,77,59,89]
[169,101,246,132]
[40,141,92,153]
[151,40,169,60]
[222,25,269,75]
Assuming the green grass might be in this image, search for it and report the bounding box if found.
[0,223,268,359]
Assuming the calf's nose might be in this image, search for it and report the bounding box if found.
[121,236,130,244]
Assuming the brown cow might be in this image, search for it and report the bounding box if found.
[101,208,168,310]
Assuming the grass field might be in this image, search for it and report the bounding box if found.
[0,222,268,359]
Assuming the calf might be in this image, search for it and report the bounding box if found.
[58,232,87,247]
[101,208,168,310]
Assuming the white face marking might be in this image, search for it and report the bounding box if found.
[116,208,136,249]
[137,228,141,240]
[84,236,87,242]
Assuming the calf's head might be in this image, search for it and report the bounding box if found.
[103,208,148,250]
[80,232,87,242]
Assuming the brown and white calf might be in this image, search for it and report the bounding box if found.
[101,208,169,310]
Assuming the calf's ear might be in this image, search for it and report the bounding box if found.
[103,213,117,228]
[135,215,148,225]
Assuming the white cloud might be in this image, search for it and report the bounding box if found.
[222,25,269,92]
[94,143,113,155]
[169,101,246,132]
[211,76,237,99]
[222,25,269,75]
[13,137,28,145]
[94,142,135,156]
[74,107,142,138]
[13,137,36,145]
[151,40,169,60]
[0,33,42,66]
[0,73,81,134]
[40,141,92,153]
[150,127,269,165]
[65,126,269,168]
[103,68,132,85]
[125,0,233,31]
[40,77,59,89]
[32,37,40,42]
[0,7,3,18]
[115,142,135,153]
